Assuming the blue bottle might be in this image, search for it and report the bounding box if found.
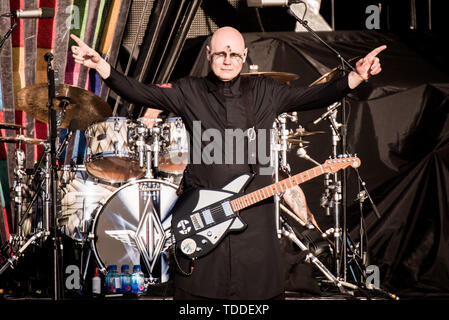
[105,265,112,294]
[107,265,121,294]
[121,264,132,294]
[131,265,145,294]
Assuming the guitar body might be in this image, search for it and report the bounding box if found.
[170,156,361,259]
[171,174,252,259]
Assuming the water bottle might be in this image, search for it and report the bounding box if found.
[107,265,121,294]
[105,265,112,294]
[131,265,145,294]
[121,264,132,294]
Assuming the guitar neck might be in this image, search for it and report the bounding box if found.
[230,165,325,212]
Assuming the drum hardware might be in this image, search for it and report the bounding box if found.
[272,112,298,238]
[148,119,164,177]
[56,119,79,159]
[0,230,50,276]
[13,148,26,242]
[280,216,351,295]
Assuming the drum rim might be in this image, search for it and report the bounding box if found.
[86,151,139,159]
[90,178,178,273]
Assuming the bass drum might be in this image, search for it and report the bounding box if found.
[91,179,178,284]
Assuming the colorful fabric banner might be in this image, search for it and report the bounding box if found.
[0,0,129,238]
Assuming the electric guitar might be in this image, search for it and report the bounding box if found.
[170,155,361,259]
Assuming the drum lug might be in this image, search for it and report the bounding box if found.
[114,119,120,131]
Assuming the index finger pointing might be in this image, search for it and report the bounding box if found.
[367,45,387,58]
[70,34,85,47]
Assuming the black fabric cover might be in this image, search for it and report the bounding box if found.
[189,30,449,298]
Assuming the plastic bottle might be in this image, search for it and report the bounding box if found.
[92,267,101,295]
[107,265,121,294]
[121,264,132,294]
[105,265,112,294]
[131,265,145,294]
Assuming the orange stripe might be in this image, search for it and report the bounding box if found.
[99,0,122,55]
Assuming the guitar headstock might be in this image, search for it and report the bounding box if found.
[324,154,361,173]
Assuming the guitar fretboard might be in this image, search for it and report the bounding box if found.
[230,165,326,212]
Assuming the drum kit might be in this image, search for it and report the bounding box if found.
[0,82,191,293]
[0,59,392,299]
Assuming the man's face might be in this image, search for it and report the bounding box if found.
[207,29,247,81]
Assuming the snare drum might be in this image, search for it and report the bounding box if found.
[84,117,146,183]
[90,178,178,283]
[159,117,189,175]
[58,165,118,242]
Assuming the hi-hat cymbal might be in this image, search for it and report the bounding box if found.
[309,57,360,86]
[16,83,112,130]
[0,122,25,130]
[0,135,46,144]
[241,71,300,84]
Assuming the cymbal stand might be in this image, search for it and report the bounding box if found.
[280,216,354,295]
[45,52,63,300]
[0,143,51,276]
[273,112,298,238]
[12,148,26,243]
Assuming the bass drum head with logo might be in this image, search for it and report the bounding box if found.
[91,179,178,284]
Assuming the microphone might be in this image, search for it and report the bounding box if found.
[57,119,78,158]
[247,0,304,7]
[313,102,341,125]
[9,8,54,19]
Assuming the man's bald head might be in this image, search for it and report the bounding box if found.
[210,27,246,52]
[207,27,247,81]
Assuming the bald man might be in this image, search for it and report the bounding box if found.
[71,27,384,300]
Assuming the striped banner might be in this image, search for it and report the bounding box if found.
[0,0,131,238]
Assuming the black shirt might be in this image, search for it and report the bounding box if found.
[103,68,351,299]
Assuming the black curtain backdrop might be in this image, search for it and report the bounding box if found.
[188,30,449,298]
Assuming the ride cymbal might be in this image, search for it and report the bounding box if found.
[241,71,300,84]
[16,83,112,130]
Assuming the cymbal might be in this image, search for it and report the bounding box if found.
[287,138,310,144]
[288,127,326,138]
[16,83,112,130]
[309,57,360,86]
[0,122,25,130]
[0,135,46,144]
[241,71,300,84]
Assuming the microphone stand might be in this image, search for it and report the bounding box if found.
[287,6,398,300]
[286,6,356,282]
[0,16,17,53]
[45,52,63,300]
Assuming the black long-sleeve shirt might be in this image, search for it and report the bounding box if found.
[103,68,351,299]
